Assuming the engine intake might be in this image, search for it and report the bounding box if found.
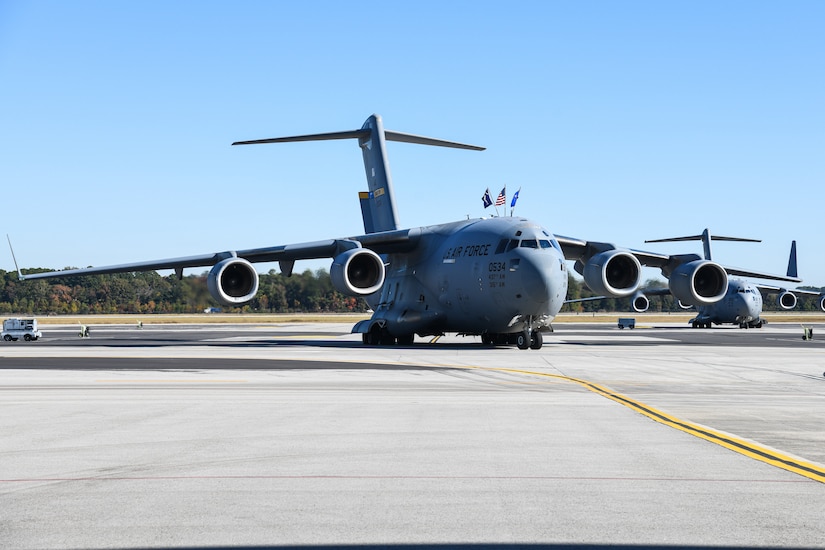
[777,291,797,310]
[668,260,727,306]
[207,257,259,306]
[330,248,385,296]
[631,291,650,313]
[582,250,641,298]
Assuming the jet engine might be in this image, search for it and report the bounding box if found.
[330,248,385,296]
[668,260,727,306]
[776,291,797,310]
[630,291,649,313]
[819,295,825,313]
[207,257,259,306]
[582,250,641,298]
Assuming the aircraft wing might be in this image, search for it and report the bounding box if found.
[16,228,421,281]
[723,266,801,284]
[555,235,670,266]
[554,235,801,283]
[754,283,822,296]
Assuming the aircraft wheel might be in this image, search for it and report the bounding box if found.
[530,330,543,350]
[481,334,493,346]
[517,331,530,350]
[397,334,414,345]
[365,326,383,346]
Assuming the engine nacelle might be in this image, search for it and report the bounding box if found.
[630,291,649,313]
[777,291,797,310]
[819,295,825,313]
[207,257,259,306]
[668,260,727,306]
[582,250,641,298]
[330,248,385,297]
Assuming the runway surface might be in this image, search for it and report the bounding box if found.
[1,321,825,549]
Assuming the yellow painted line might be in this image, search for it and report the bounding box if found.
[95,379,247,384]
[479,366,825,484]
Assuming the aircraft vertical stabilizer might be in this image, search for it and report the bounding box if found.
[356,115,400,233]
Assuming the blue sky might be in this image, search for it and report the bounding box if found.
[2,1,824,286]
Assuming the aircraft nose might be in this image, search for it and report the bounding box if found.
[733,293,757,318]
[518,252,565,312]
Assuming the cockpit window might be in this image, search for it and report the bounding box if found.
[497,235,562,254]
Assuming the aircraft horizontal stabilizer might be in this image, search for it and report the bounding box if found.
[383,130,485,151]
[232,129,484,151]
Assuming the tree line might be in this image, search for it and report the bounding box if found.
[0,268,366,315]
[1,268,822,315]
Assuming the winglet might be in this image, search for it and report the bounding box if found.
[786,241,798,279]
[6,234,25,280]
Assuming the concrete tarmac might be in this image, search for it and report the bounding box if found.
[1,321,825,549]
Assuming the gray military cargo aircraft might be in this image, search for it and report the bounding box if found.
[624,229,825,328]
[13,114,806,349]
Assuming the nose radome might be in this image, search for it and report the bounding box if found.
[519,253,560,310]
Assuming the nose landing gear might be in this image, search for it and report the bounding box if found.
[517,328,543,350]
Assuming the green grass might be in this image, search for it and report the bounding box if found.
[19,311,824,325]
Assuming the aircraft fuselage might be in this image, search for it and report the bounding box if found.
[693,278,764,328]
[366,217,568,338]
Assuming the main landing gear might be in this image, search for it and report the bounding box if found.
[481,330,544,350]
[361,324,415,346]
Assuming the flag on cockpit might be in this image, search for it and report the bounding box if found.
[510,188,520,208]
[495,187,506,206]
[481,188,493,208]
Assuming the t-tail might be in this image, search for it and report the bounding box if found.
[233,114,484,234]
[645,228,761,260]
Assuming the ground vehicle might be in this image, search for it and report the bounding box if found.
[617,318,636,329]
[2,318,42,341]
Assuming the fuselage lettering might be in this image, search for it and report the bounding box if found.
[443,242,492,262]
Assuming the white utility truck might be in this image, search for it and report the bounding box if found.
[2,318,42,341]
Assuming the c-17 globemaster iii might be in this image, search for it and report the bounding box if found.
[12,114,805,349]
[628,230,825,328]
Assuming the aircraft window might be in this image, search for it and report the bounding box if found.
[550,239,563,253]
[506,239,519,252]
[509,259,520,272]
[495,239,509,254]
[520,239,538,249]
[515,231,522,237]
[539,239,552,249]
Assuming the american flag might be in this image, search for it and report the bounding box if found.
[495,187,506,206]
